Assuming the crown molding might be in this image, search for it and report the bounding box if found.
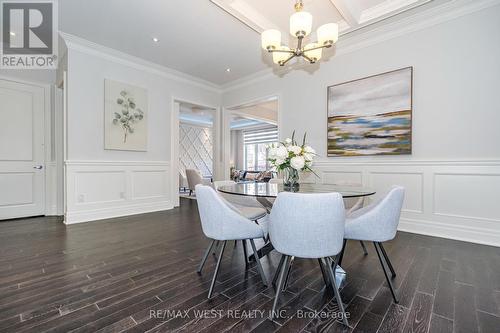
[59,32,222,94]
[221,0,500,93]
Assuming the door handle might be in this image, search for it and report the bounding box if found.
[33,165,43,170]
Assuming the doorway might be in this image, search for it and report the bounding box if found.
[172,100,218,206]
[0,79,46,219]
[223,96,279,180]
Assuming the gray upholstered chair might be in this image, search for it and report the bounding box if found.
[342,186,405,303]
[185,169,210,195]
[333,181,369,255]
[268,192,349,326]
[213,180,267,221]
[195,185,269,298]
[213,180,268,258]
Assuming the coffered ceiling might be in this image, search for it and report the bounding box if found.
[211,0,431,39]
[59,0,447,85]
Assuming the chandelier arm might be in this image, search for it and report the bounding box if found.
[303,44,332,52]
[280,54,296,66]
[269,49,295,54]
[302,54,315,63]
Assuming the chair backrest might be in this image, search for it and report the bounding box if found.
[349,186,405,242]
[269,192,346,258]
[195,185,263,240]
[185,169,203,190]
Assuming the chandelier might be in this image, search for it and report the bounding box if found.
[261,0,339,66]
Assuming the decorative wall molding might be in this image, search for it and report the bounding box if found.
[59,32,222,94]
[221,0,500,92]
[313,159,500,247]
[64,160,172,224]
[179,124,213,177]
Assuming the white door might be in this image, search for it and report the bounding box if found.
[0,79,45,219]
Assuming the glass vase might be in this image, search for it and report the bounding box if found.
[283,167,300,191]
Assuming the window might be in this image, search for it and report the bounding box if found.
[243,127,278,171]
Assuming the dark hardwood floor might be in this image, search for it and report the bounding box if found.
[0,198,499,332]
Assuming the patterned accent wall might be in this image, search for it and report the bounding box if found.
[179,123,213,177]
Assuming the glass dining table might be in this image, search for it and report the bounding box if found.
[218,182,376,286]
[219,182,375,212]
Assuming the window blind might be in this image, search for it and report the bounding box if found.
[243,127,278,145]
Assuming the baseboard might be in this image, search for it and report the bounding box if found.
[398,217,500,247]
[65,200,174,224]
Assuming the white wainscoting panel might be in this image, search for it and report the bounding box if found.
[370,172,424,214]
[314,160,500,247]
[132,170,167,199]
[434,173,500,221]
[65,161,172,224]
[76,171,126,204]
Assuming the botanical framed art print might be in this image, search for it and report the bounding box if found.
[104,79,148,151]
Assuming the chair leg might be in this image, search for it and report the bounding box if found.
[338,239,347,266]
[271,255,291,321]
[282,256,295,291]
[189,190,193,196]
[317,258,331,289]
[197,239,215,273]
[324,257,349,327]
[373,242,399,303]
[272,255,285,286]
[378,242,396,278]
[212,240,220,255]
[360,241,368,255]
[208,240,226,299]
[249,239,268,286]
[242,240,249,265]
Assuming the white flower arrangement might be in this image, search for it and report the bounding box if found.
[267,131,317,176]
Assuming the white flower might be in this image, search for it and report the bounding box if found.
[287,145,302,155]
[290,156,305,170]
[304,153,314,161]
[304,146,316,154]
[275,157,285,166]
[276,146,288,159]
[284,138,292,145]
[268,147,278,159]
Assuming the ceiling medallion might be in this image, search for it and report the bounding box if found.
[261,0,338,66]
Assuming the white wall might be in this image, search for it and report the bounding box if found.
[222,4,500,246]
[64,40,220,223]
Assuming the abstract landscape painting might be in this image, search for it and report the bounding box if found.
[327,67,412,156]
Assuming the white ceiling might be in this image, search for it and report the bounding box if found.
[59,0,438,85]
